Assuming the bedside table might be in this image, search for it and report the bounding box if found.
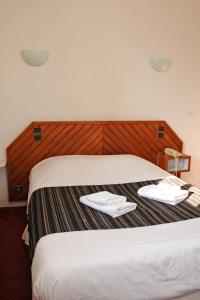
[158,153,191,176]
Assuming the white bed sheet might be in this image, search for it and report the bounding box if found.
[28,154,169,202]
[30,155,200,300]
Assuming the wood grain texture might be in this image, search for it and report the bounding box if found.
[7,121,183,201]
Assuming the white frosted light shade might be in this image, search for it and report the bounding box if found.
[150,57,172,72]
[21,50,49,66]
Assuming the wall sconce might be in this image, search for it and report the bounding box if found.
[21,50,49,67]
[150,57,172,72]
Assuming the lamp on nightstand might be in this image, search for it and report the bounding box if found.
[158,152,191,177]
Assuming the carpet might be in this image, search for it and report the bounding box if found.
[0,206,31,300]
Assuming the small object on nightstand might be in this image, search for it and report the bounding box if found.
[158,150,191,176]
[0,160,6,168]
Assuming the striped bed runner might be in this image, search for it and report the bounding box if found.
[28,179,200,259]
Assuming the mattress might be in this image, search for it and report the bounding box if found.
[28,155,200,300]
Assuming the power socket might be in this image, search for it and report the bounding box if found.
[14,185,23,193]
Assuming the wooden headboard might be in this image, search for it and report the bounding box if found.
[7,121,182,202]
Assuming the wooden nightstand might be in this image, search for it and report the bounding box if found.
[158,153,191,175]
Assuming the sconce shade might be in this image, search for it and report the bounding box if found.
[150,57,172,72]
[21,50,49,66]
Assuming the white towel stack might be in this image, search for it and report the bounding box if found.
[80,191,137,217]
[137,182,189,205]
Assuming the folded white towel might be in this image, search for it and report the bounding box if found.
[138,183,189,205]
[157,182,181,191]
[80,191,126,206]
[80,192,137,217]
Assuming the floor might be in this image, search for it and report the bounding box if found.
[0,206,32,300]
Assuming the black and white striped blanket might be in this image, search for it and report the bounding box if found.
[28,179,200,259]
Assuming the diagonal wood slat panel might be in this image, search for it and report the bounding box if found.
[120,124,156,161]
[10,125,103,185]
[11,125,66,172]
[7,121,183,201]
[133,124,160,162]
[123,124,156,161]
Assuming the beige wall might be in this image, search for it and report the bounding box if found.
[1,0,200,206]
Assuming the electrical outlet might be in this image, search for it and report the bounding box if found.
[157,125,165,138]
[14,185,23,193]
[33,127,42,141]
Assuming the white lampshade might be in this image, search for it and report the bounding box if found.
[21,50,49,67]
[150,57,172,72]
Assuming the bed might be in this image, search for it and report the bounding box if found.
[6,121,200,300]
[27,155,200,300]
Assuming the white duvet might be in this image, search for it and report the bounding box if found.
[30,155,200,300]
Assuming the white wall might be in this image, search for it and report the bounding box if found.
[1,0,200,206]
